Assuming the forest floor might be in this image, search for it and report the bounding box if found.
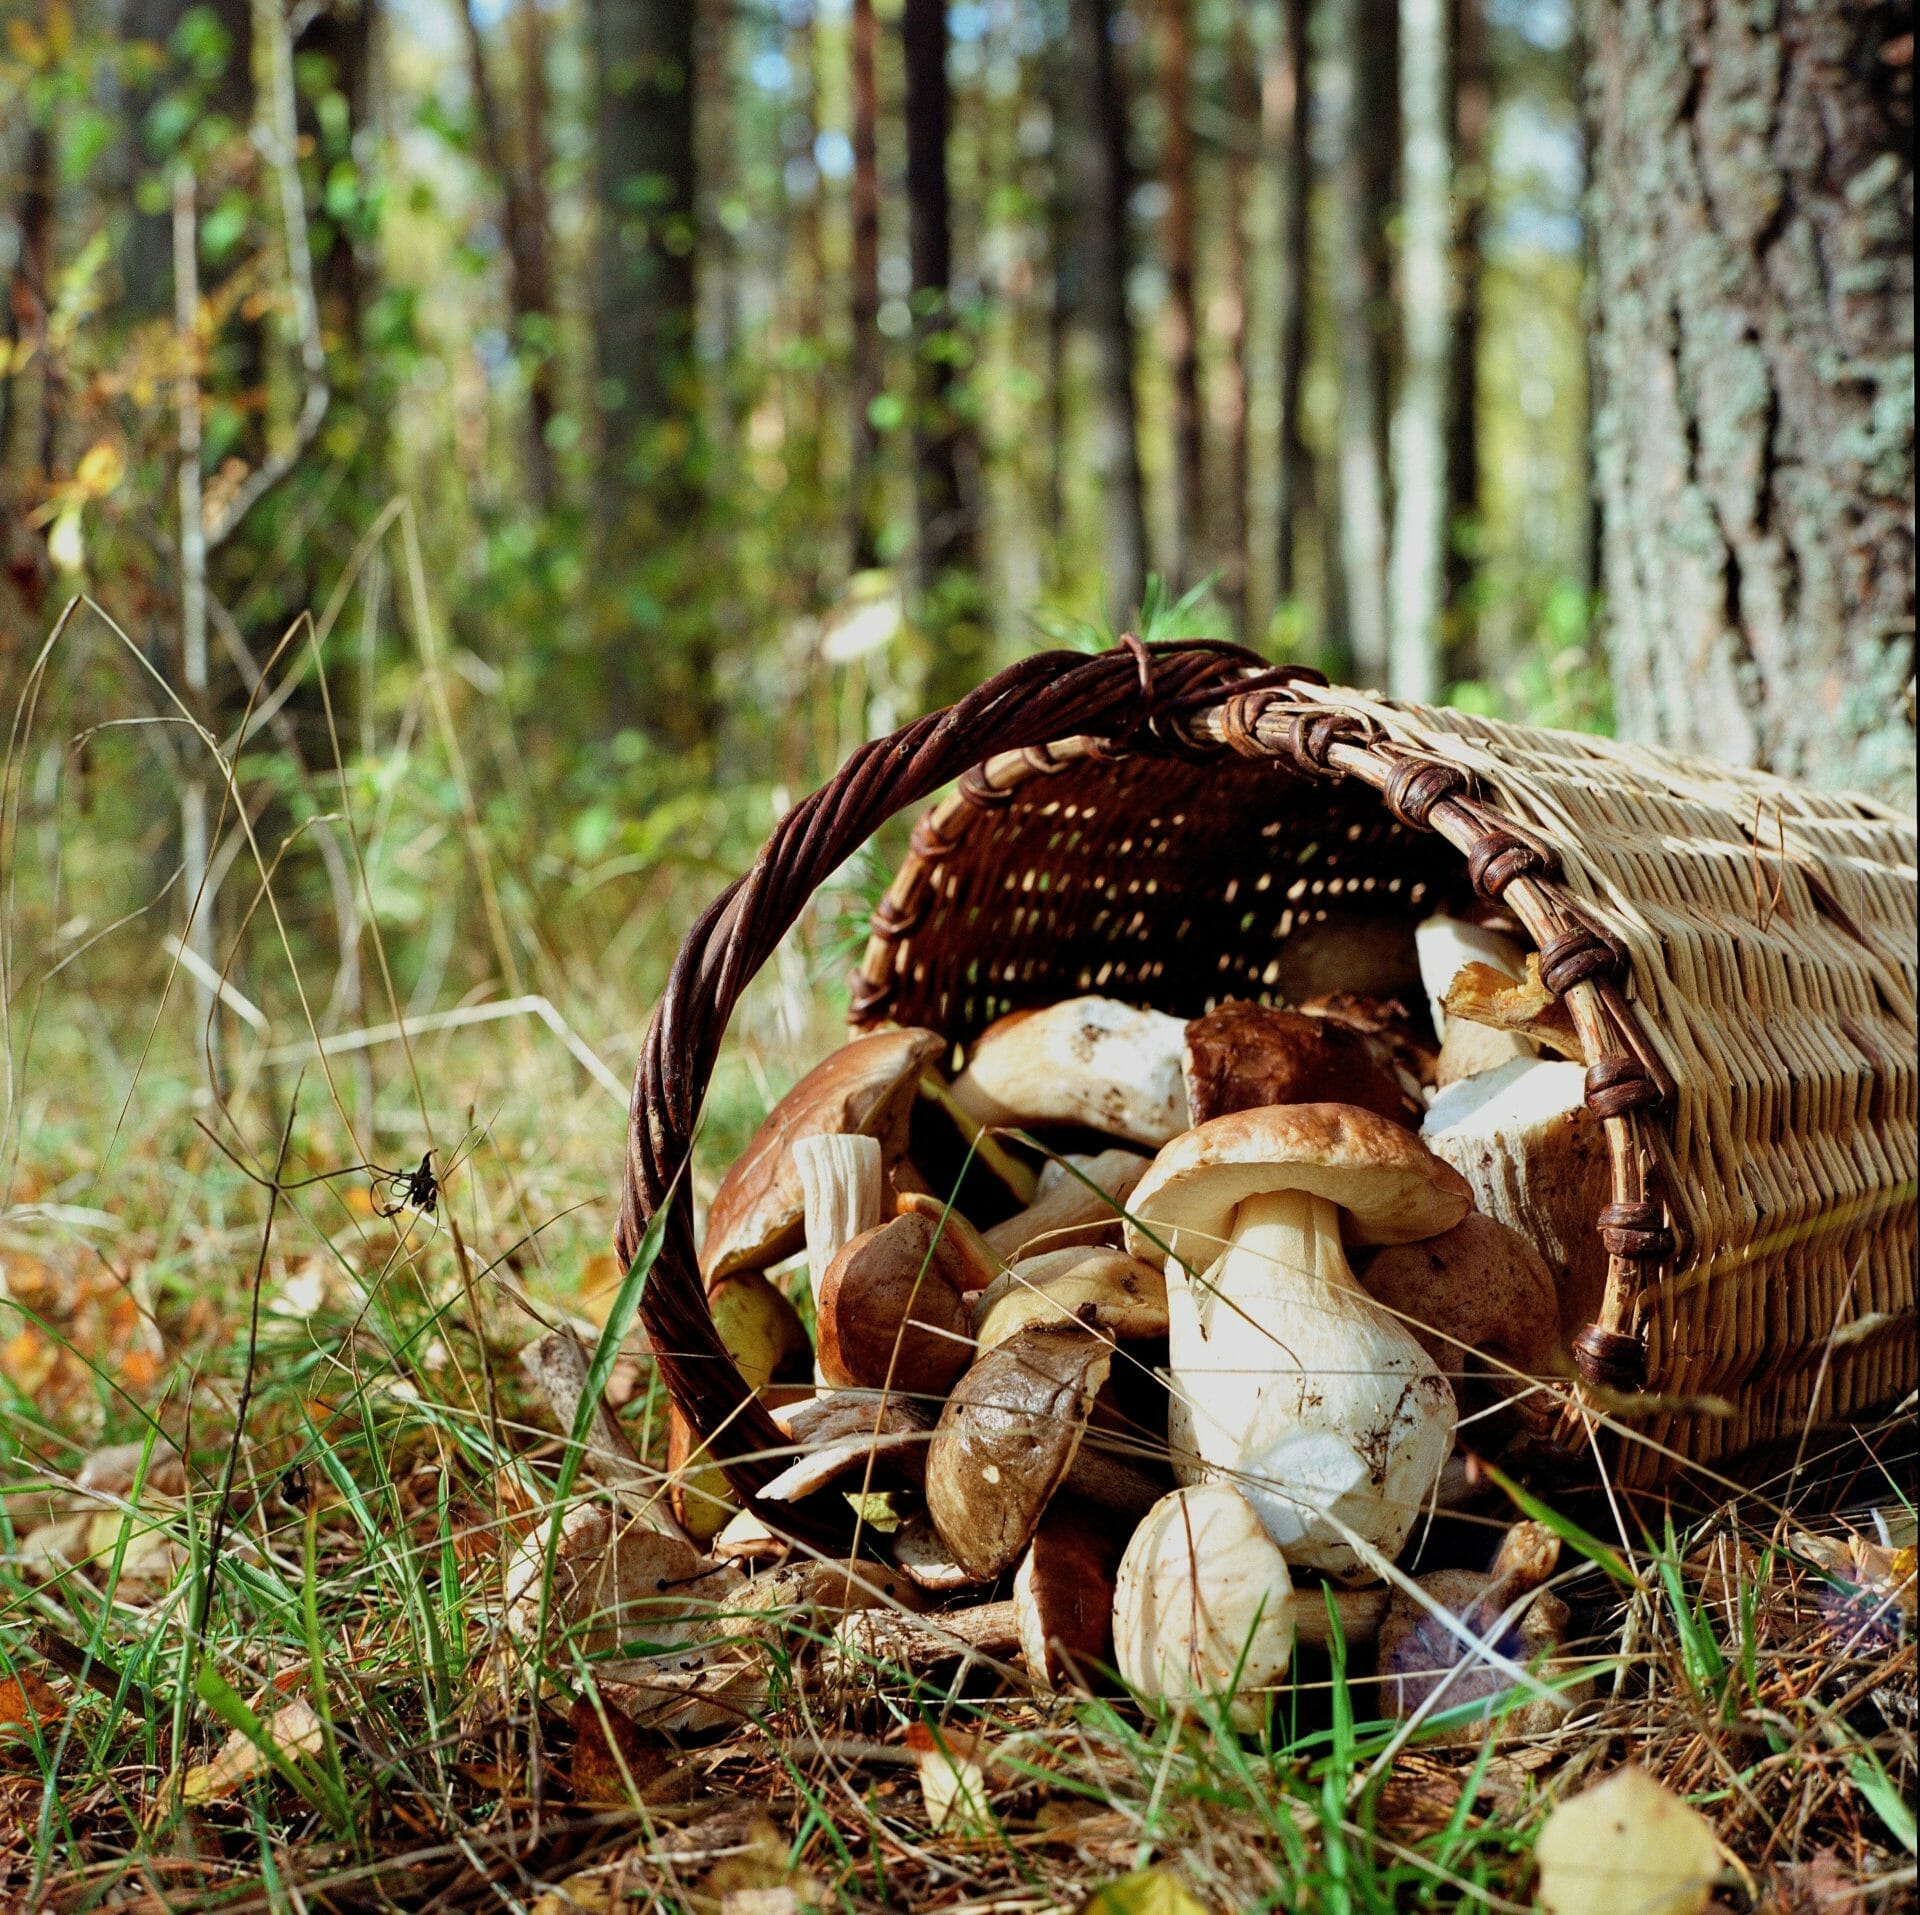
[2,990,1913,1914]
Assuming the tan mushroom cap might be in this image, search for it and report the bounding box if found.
[814,1213,975,1395]
[700,1027,944,1280]
[925,1326,1113,1581]
[1361,1212,1562,1378]
[1124,1103,1472,1272]
[972,1247,1170,1351]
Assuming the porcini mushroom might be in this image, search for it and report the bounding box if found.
[982,1149,1151,1262]
[1113,1484,1388,1732]
[1375,1519,1586,1739]
[1421,1057,1612,1340]
[796,1132,885,1310]
[700,1027,943,1280]
[1361,1212,1564,1434]
[1124,1104,1471,1578]
[971,1246,1169,1352]
[925,1326,1161,1581]
[1015,1503,1123,1688]
[813,1212,975,1395]
[1181,1000,1419,1129]
[949,997,1190,1148]
[757,1390,933,1503]
[1414,913,1526,1040]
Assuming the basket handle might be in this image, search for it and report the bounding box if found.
[614,639,1278,1520]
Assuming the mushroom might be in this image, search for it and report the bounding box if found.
[1266,914,1422,1004]
[1112,1485,1389,1732]
[1296,991,1438,1091]
[1181,999,1420,1129]
[827,1599,1021,1680]
[893,1192,1005,1290]
[1123,1104,1471,1579]
[813,1213,976,1396]
[1374,1519,1587,1739]
[1015,1503,1123,1688]
[796,1132,885,1310]
[925,1326,1162,1581]
[1433,1018,1536,1086]
[888,1510,978,1593]
[948,997,1190,1148]
[665,1269,813,1541]
[700,1027,943,1280]
[757,1390,933,1504]
[1441,956,1581,1059]
[1420,1057,1612,1341]
[1414,913,1526,1040]
[971,1247,1169,1352]
[1360,1213,1564,1435]
[982,1149,1151,1262]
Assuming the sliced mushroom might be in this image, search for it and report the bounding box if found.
[949,997,1190,1148]
[1015,1502,1123,1689]
[1375,1520,1586,1739]
[1361,1213,1564,1434]
[1421,1057,1612,1340]
[925,1326,1160,1581]
[983,1149,1151,1262]
[971,1247,1169,1352]
[814,1213,976,1395]
[758,1391,933,1503]
[1124,1104,1470,1579]
[1113,1485,1389,1732]
[1414,913,1525,1042]
[1182,999,1420,1129]
[700,1026,944,1280]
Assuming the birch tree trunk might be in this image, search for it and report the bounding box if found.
[1267,0,1311,607]
[848,0,884,569]
[1586,0,1914,801]
[1387,0,1452,701]
[1327,0,1395,680]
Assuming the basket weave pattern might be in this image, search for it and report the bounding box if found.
[619,645,1917,1503]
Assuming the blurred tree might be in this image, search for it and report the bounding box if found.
[1326,0,1395,680]
[1266,0,1310,608]
[1157,0,1202,589]
[1387,0,1452,701]
[1060,0,1147,622]
[1444,0,1486,670]
[848,0,883,568]
[1587,0,1915,798]
[1219,10,1256,629]
[460,0,557,507]
[902,0,984,701]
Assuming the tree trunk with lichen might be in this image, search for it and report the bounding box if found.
[1585,0,1915,803]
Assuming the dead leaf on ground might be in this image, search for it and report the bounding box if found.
[567,1693,675,1804]
[701,1815,820,1911]
[0,1668,66,1738]
[179,1700,323,1804]
[1534,1764,1722,1915]
[1080,1869,1215,1915]
[529,1875,612,1915]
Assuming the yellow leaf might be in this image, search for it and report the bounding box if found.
[1080,1871,1214,1915]
[529,1877,611,1915]
[181,1700,323,1804]
[74,439,125,499]
[1535,1766,1721,1915]
[0,1669,66,1737]
[47,502,85,575]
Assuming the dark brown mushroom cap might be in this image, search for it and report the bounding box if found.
[1297,992,1439,1089]
[1182,1000,1418,1129]
[1015,1502,1123,1687]
[700,1027,944,1280]
[815,1213,974,1395]
[926,1327,1113,1581]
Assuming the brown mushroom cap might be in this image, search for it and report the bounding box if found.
[1124,1103,1473,1272]
[1360,1212,1563,1402]
[700,1027,944,1280]
[1182,1000,1418,1129]
[814,1213,975,1395]
[925,1327,1113,1580]
[759,1391,934,1502]
[972,1247,1170,1350]
[1015,1502,1122,1687]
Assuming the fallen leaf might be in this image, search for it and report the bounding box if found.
[702,1816,819,1908]
[1535,1765,1721,1915]
[904,1721,992,1833]
[567,1694,670,1804]
[529,1876,611,1915]
[76,1438,187,1501]
[0,1669,65,1737]
[180,1699,323,1804]
[1080,1869,1214,1915]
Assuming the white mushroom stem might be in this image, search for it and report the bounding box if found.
[1414,914,1525,1040]
[1167,1190,1456,1580]
[795,1132,884,1318]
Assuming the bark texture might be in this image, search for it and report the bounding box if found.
[1267,0,1311,605]
[1157,0,1203,588]
[848,0,883,568]
[1587,0,1914,801]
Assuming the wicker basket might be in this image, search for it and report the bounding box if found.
[616,641,1917,1507]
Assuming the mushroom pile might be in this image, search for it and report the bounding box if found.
[622,907,1589,1733]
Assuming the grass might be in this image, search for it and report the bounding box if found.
[1,595,1915,1911]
